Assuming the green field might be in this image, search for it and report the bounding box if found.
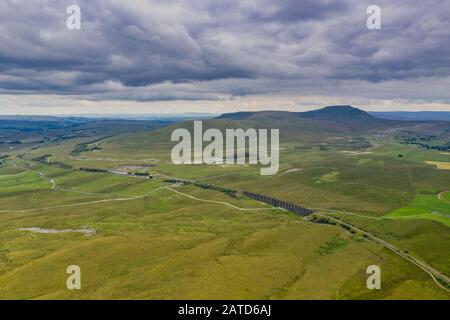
[389,194,450,226]
[0,161,447,299]
[0,110,449,299]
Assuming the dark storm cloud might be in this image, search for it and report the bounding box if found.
[0,0,449,101]
[244,0,349,22]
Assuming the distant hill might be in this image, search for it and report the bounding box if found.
[370,111,450,122]
[217,105,391,132]
[300,105,377,122]
[84,105,450,154]
[216,111,256,120]
[219,105,379,121]
[0,116,171,148]
[298,105,389,129]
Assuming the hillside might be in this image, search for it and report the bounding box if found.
[214,105,399,138]
[49,105,450,166]
[299,105,386,126]
[89,106,420,159]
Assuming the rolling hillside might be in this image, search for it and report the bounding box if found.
[218,105,393,131]
[0,105,449,299]
[92,105,415,157]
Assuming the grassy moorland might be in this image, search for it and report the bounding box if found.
[0,107,449,299]
[0,161,447,299]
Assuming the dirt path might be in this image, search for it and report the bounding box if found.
[164,186,282,212]
[0,186,167,214]
[17,227,95,236]
[438,191,449,203]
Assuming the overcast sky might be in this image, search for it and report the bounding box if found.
[0,0,449,115]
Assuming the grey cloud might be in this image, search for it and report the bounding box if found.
[0,0,449,102]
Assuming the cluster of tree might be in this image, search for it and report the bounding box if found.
[70,136,111,156]
[32,155,74,169]
[0,140,21,145]
[79,167,107,173]
[333,137,372,150]
[194,182,238,198]
[309,216,337,226]
[163,179,238,198]
[70,142,102,156]
[133,171,149,176]
[0,155,9,165]
[401,136,450,152]
[295,137,371,151]
[310,215,358,234]
[339,223,356,234]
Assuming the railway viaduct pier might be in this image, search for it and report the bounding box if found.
[242,191,314,216]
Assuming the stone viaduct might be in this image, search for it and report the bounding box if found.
[242,191,314,216]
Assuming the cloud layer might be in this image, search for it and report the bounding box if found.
[0,0,449,111]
